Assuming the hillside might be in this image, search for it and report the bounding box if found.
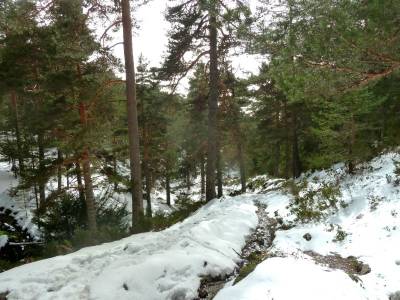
[0,151,399,299]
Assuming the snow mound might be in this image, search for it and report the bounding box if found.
[0,195,258,300]
[215,257,368,300]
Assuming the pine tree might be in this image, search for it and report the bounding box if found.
[162,0,252,201]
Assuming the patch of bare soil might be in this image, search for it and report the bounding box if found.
[304,250,371,281]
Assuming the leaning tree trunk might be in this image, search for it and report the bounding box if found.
[121,0,144,226]
[206,0,219,201]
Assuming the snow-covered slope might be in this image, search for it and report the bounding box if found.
[0,195,257,300]
[1,151,400,299]
[216,152,400,300]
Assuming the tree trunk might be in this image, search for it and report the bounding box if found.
[348,113,356,174]
[57,149,63,193]
[81,150,97,232]
[143,125,152,217]
[273,107,281,177]
[273,142,281,177]
[200,155,205,197]
[217,147,223,198]
[76,62,97,232]
[112,153,118,191]
[206,0,219,201]
[10,91,24,174]
[38,133,46,204]
[238,141,246,193]
[144,163,152,217]
[121,0,144,226]
[166,171,171,206]
[283,101,290,179]
[292,115,302,178]
[75,162,85,205]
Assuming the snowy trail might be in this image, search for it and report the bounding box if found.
[0,194,260,300]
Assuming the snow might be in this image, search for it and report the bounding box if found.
[0,235,8,249]
[0,195,257,300]
[2,151,400,299]
[0,161,39,239]
[215,257,368,300]
[216,151,400,299]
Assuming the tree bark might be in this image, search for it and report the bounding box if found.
[206,0,219,201]
[57,149,63,193]
[292,114,302,178]
[10,91,24,174]
[200,155,205,197]
[238,141,246,193]
[75,161,86,205]
[121,0,144,226]
[283,101,290,179]
[38,133,46,204]
[348,113,356,174]
[78,101,97,232]
[273,107,281,177]
[143,125,152,217]
[81,150,97,232]
[144,161,152,217]
[217,146,223,198]
[166,171,171,206]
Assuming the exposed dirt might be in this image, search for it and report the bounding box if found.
[304,250,371,281]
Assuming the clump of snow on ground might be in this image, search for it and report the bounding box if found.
[0,195,257,300]
[217,151,400,299]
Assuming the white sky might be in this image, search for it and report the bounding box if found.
[105,0,264,93]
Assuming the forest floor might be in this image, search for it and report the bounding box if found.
[1,152,400,299]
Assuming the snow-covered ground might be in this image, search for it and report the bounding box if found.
[0,161,39,240]
[0,195,257,300]
[1,151,400,299]
[216,152,400,300]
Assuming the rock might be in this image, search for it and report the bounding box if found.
[303,233,312,241]
[356,262,371,275]
[0,291,9,300]
[395,260,400,266]
[198,288,208,298]
[389,291,400,300]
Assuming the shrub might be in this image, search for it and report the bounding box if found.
[333,226,348,242]
[289,182,342,223]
